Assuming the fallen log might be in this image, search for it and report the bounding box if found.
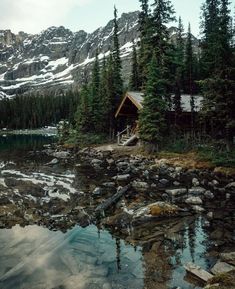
[184,263,213,283]
[95,185,130,216]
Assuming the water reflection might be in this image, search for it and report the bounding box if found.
[0,225,144,289]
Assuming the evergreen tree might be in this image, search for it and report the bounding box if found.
[139,54,167,150]
[200,0,221,77]
[112,6,123,105]
[200,0,235,150]
[129,43,140,90]
[173,16,184,113]
[138,0,153,87]
[90,51,103,131]
[151,0,175,67]
[99,57,111,132]
[76,84,91,133]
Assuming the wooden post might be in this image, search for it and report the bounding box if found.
[117,133,120,145]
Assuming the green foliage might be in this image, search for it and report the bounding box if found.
[198,145,235,167]
[129,43,140,90]
[139,54,167,145]
[0,90,79,129]
[76,84,92,132]
[113,6,123,105]
[200,0,235,149]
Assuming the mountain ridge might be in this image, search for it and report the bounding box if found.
[0,11,199,99]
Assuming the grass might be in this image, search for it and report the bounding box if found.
[63,130,110,147]
[206,270,235,289]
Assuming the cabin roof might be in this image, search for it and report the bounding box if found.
[115,91,203,118]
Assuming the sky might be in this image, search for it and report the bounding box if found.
[0,0,233,37]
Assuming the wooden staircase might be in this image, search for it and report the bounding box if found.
[117,125,138,146]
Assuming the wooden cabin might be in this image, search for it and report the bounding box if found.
[115,91,203,145]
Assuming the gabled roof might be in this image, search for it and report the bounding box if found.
[115,91,143,118]
[115,91,203,118]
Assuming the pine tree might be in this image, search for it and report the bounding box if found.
[99,57,111,132]
[138,0,153,87]
[112,6,123,106]
[90,50,103,131]
[151,0,175,67]
[200,0,221,78]
[200,0,235,150]
[129,43,140,90]
[184,23,197,95]
[139,54,167,150]
[173,16,184,113]
[76,84,91,133]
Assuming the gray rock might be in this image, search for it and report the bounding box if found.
[91,159,103,166]
[211,261,235,275]
[159,179,169,185]
[188,186,206,196]
[185,196,203,205]
[220,252,235,266]
[226,182,235,189]
[132,181,149,190]
[113,174,130,181]
[207,212,213,219]
[102,182,116,188]
[93,187,102,195]
[192,205,205,213]
[173,181,181,186]
[52,151,70,159]
[166,188,187,197]
[204,190,214,199]
[192,178,200,187]
[47,158,59,165]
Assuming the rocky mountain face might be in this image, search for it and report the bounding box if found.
[0,11,199,99]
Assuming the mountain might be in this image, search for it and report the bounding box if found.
[0,11,199,99]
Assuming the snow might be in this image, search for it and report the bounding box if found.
[46,57,68,70]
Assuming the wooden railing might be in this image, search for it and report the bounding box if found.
[117,125,131,145]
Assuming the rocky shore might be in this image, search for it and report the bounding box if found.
[0,144,235,288]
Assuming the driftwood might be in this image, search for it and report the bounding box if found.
[95,185,130,215]
[184,263,213,283]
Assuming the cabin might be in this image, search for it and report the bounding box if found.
[115,91,203,146]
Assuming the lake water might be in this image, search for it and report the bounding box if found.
[0,134,228,289]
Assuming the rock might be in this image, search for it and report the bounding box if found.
[212,179,219,186]
[204,190,214,199]
[47,158,59,165]
[166,188,187,197]
[159,179,169,185]
[91,159,103,166]
[207,212,213,219]
[106,158,114,165]
[102,182,116,188]
[134,202,180,218]
[192,178,200,187]
[184,263,213,283]
[211,261,235,275]
[220,252,235,266]
[113,174,130,181]
[173,181,181,186]
[52,151,70,159]
[185,196,203,205]
[132,181,149,190]
[93,187,102,196]
[226,182,235,189]
[192,205,205,213]
[188,187,206,196]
